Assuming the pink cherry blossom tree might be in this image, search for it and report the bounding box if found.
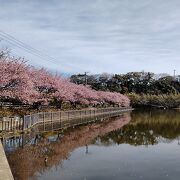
[0,55,130,108]
[0,56,38,104]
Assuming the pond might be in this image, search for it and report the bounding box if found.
[4,109,180,180]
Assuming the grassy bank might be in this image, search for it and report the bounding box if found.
[128,93,180,109]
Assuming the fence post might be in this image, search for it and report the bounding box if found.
[24,115,26,130]
[29,114,32,129]
[18,119,20,131]
[2,120,3,131]
[43,112,45,131]
[59,111,61,128]
[51,112,53,130]
[8,121,10,131]
[12,118,14,131]
[5,121,7,131]
[22,117,24,131]
[80,111,82,124]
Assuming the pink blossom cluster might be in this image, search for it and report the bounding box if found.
[0,57,130,107]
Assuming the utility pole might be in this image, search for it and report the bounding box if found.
[174,69,176,80]
[84,72,89,85]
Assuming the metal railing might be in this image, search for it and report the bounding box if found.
[0,107,132,133]
[0,116,23,132]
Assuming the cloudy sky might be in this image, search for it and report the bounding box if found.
[0,0,180,75]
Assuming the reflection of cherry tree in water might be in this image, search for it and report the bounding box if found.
[6,114,131,180]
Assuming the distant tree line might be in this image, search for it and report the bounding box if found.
[70,72,180,108]
[70,72,180,94]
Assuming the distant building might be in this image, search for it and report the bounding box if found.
[152,73,170,80]
[175,75,180,82]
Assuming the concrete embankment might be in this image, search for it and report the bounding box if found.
[0,141,14,180]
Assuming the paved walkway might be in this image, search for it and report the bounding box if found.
[0,141,14,180]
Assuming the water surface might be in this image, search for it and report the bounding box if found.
[4,109,180,180]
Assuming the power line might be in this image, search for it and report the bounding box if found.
[0,34,47,60]
[0,32,58,64]
[0,30,61,65]
[0,30,59,62]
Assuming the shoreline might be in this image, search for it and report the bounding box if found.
[0,141,14,180]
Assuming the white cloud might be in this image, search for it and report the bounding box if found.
[0,0,180,75]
